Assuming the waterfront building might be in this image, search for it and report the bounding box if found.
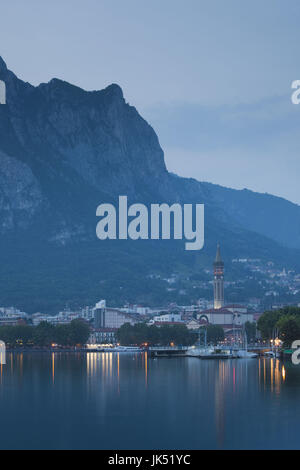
[197,307,253,327]
[93,301,140,329]
[149,321,184,327]
[152,312,183,323]
[186,319,202,330]
[89,328,117,344]
[0,317,26,326]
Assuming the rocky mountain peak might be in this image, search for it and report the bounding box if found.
[0,56,7,72]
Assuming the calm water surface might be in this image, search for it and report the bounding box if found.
[0,352,299,449]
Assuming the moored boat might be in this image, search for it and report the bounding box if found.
[236,349,258,358]
[187,346,233,359]
[113,346,143,352]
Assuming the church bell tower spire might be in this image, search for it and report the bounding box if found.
[213,243,224,309]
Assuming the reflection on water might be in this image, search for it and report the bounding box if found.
[52,353,55,385]
[0,353,299,449]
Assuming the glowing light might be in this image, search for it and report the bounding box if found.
[282,365,286,381]
[52,352,55,384]
[274,338,282,347]
[145,352,148,388]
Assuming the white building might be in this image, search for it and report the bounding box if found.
[197,306,254,327]
[186,319,202,330]
[89,328,117,344]
[153,313,182,323]
[94,302,140,329]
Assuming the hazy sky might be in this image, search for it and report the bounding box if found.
[1,0,300,204]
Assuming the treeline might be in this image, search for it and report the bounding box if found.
[116,323,196,346]
[0,320,90,348]
[258,306,300,347]
[116,322,226,346]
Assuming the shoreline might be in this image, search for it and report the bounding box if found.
[6,348,92,353]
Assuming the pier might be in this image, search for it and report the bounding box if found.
[148,346,189,357]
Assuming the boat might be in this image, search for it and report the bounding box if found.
[86,345,106,352]
[236,332,258,358]
[186,345,233,359]
[113,346,143,352]
[199,348,234,359]
[236,349,258,358]
[186,346,212,357]
[264,350,275,358]
[187,328,234,359]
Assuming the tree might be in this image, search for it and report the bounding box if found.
[276,315,300,348]
[257,310,281,339]
[0,320,90,348]
[116,323,137,345]
[147,325,160,345]
[258,307,300,342]
[33,322,56,347]
[68,319,90,346]
[132,323,149,344]
[116,322,194,346]
[206,324,224,345]
[54,324,71,346]
[245,321,256,343]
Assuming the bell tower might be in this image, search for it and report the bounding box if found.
[213,243,224,309]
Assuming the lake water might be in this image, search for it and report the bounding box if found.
[0,352,299,450]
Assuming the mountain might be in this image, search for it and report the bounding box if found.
[0,56,300,312]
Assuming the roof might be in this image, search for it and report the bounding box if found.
[105,308,140,321]
[253,313,263,320]
[93,328,118,333]
[200,308,233,314]
[224,304,247,309]
[222,325,243,331]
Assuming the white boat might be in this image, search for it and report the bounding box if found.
[187,329,233,358]
[236,349,258,358]
[113,346,143,352]
[264,351,275,358]
[187,346,233,359]
[186,346,213,357]
[236,333,258,358]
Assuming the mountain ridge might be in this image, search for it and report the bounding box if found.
[0,56,299,311]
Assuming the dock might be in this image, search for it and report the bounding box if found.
[148,346,188,357]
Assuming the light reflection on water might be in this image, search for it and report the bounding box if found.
[0,352,298,450]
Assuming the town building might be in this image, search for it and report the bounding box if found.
[89,328,117,344]
[152,313,183,323]
[93,300,140,329]
[197,308,253,327]
[186,319,202,330]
